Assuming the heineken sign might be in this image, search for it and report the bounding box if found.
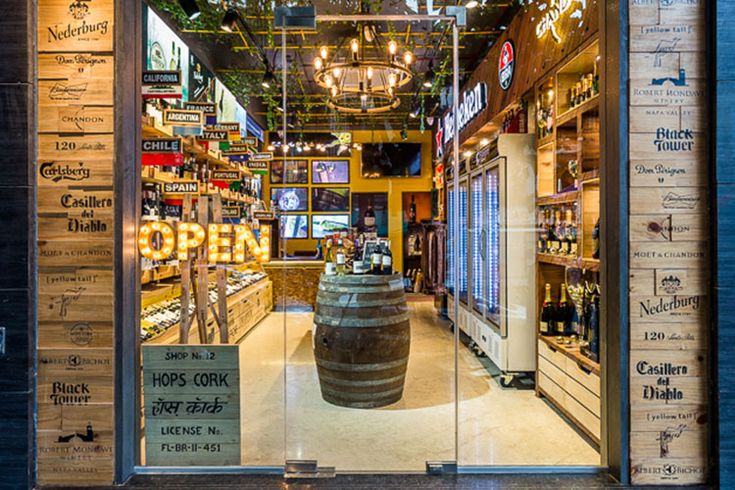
[442,82,487,145]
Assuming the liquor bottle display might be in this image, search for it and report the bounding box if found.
[537,204,578,257]
[381,242,393,275]
[409,194,417,224]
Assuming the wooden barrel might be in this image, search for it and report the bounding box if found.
[313,273,411,408]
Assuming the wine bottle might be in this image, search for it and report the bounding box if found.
[409,194,417,224]
[169,42,177,71]
[370,245,383,275]
[537,209,547,253]
[559,207,570,255]
[364,200,376,231]
[335,239,346,275]
[547,209,560,254]
[568,208,578,256]
[381,242,393,275]
[324,239,336,275]
[558,284,574,336]
[592,218,600,259]
[540,283,556,335]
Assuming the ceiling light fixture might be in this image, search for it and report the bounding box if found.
[313,23,413,114]
[178,0,201,20]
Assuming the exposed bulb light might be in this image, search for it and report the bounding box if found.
[463,150,473,158]
[261,66,275,89]
[388,40,397,55]
[403,51,413,65]
[466,0,479,8]
[333,67,341,78]
[351,38,359,53]
[325,75,333,88]
[388,73,397,87]
[331,85,338,97]
[314,56,323,70]
[480,138,490,146]
[409,107,419,119]
[423,62,435,88]
[179,0,201,20]
[267,144,275,151]
[220,9,239,32]
[320,46,328,59]
[363,24,374,42]
[366,66,374,79]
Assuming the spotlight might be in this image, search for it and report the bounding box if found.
[423,63,435,88]
[221,9,240,32]
[179,0,201,20]
[262,66,275,89]
[466,0,479,8]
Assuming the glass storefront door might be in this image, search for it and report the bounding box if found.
[277,13,460,472]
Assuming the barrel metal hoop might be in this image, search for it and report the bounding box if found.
[313,312,410,327]
[315,295,406,308]
[320,384,404,401]
[317,373,406,387]
[315,357,408,372]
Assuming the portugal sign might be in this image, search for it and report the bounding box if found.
[498,40,515,91]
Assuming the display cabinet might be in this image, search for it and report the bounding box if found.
[533,38,601,445]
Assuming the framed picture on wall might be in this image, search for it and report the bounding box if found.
[351,192,389,237]
[279,214,309,239]
[312,160,350,184]
[312,187,350,212]
[270,187,308,211]
[270,160,308,184]
[311,214,350,238]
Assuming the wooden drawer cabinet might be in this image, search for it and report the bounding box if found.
[537,338,601,444]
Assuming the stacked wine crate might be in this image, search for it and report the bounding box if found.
[628,0,709,485]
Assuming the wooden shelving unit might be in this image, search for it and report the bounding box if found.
[140,116,262,286]
[534,38,602,441]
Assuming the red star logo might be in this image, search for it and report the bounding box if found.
[435,123,444,158]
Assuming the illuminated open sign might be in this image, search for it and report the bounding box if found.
[138,221,271,263]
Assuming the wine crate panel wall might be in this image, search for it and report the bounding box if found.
[628,0,709,485]
[36,0,116,485]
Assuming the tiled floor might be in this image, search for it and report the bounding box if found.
[237,300,600,470]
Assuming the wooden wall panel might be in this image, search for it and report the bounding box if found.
[36,0,116,485]
[628,0,709,485]
[449,1,600,147]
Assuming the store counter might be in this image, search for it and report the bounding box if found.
[262,259,324,310]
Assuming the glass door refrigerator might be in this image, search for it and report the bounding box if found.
[446,182,455,302]
[472,134,537,384]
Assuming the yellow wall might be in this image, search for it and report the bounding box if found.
[265,129,434,273]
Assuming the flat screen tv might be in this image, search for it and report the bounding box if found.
[361,143,422,178]
[270,187,308,211]
[311,214,349,238]
[279,214,309,239]
[312,187,350,212]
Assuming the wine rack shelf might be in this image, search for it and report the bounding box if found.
[535,36,602,444]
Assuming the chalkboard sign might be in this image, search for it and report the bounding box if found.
[143,345,241,466]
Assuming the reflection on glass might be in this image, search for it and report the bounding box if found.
[471,174,483,313]
[486,167,500,323]
[458,180,468,304]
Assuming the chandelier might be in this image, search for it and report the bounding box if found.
[313,25,414,114]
